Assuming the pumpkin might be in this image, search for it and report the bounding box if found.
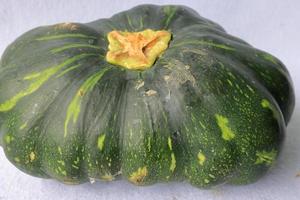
[0,4,295,188]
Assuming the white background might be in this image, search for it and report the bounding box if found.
[0,0,300,199]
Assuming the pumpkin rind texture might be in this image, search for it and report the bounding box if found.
[0,4,295,188]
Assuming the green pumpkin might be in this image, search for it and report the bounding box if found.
[0,4,295,188]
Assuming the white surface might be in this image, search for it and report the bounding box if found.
[0,0,300,199]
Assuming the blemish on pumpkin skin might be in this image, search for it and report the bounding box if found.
[215,114,235,141]
[129,166,148,185]
[78,90,84,97]
[101,173,115,181]
[89,177,96,184]
[164,75,170,82]
[184,65,190,70]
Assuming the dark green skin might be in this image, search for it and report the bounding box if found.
[0,5,295,188]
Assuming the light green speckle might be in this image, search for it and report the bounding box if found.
[163,6,177,29]
[58,147,63,155]
[19,122,28,130]
[147,137,151,152]
[197,152,206,166]
[5,135,12,144]
[51,44,102,53]
[227,79,233,86]
[56,64,81,78]
[139,16,144,29]
[199,121,206,129]
[74,157,80,164]
[208,174,215,179]
[262,53,278,65]
[36,33,97,41]
[215,114,235,141]
[247,85,255,93]
[255,149,277,165]
[97,134,106,151]
[72,164,79,169]
[191,113,196,122]
[172,40,235,51]
[14,157,20,162]
[23,72,41,80]
[126,15,134,30]
[204,179,210,184]
[58,160,65,166]
[261,99,271,109]
[170,153,176,172]
[64,67,111,137]
[167,137,172,150]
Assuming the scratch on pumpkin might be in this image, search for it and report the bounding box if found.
[129,166,148,185]
[135,80,144,90]
[163,59,196,87]
[145,89,157,96]
[55,23,78,31]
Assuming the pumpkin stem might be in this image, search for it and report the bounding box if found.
[106,29,171,70]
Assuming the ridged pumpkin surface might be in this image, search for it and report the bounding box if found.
[0,5,295,188]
